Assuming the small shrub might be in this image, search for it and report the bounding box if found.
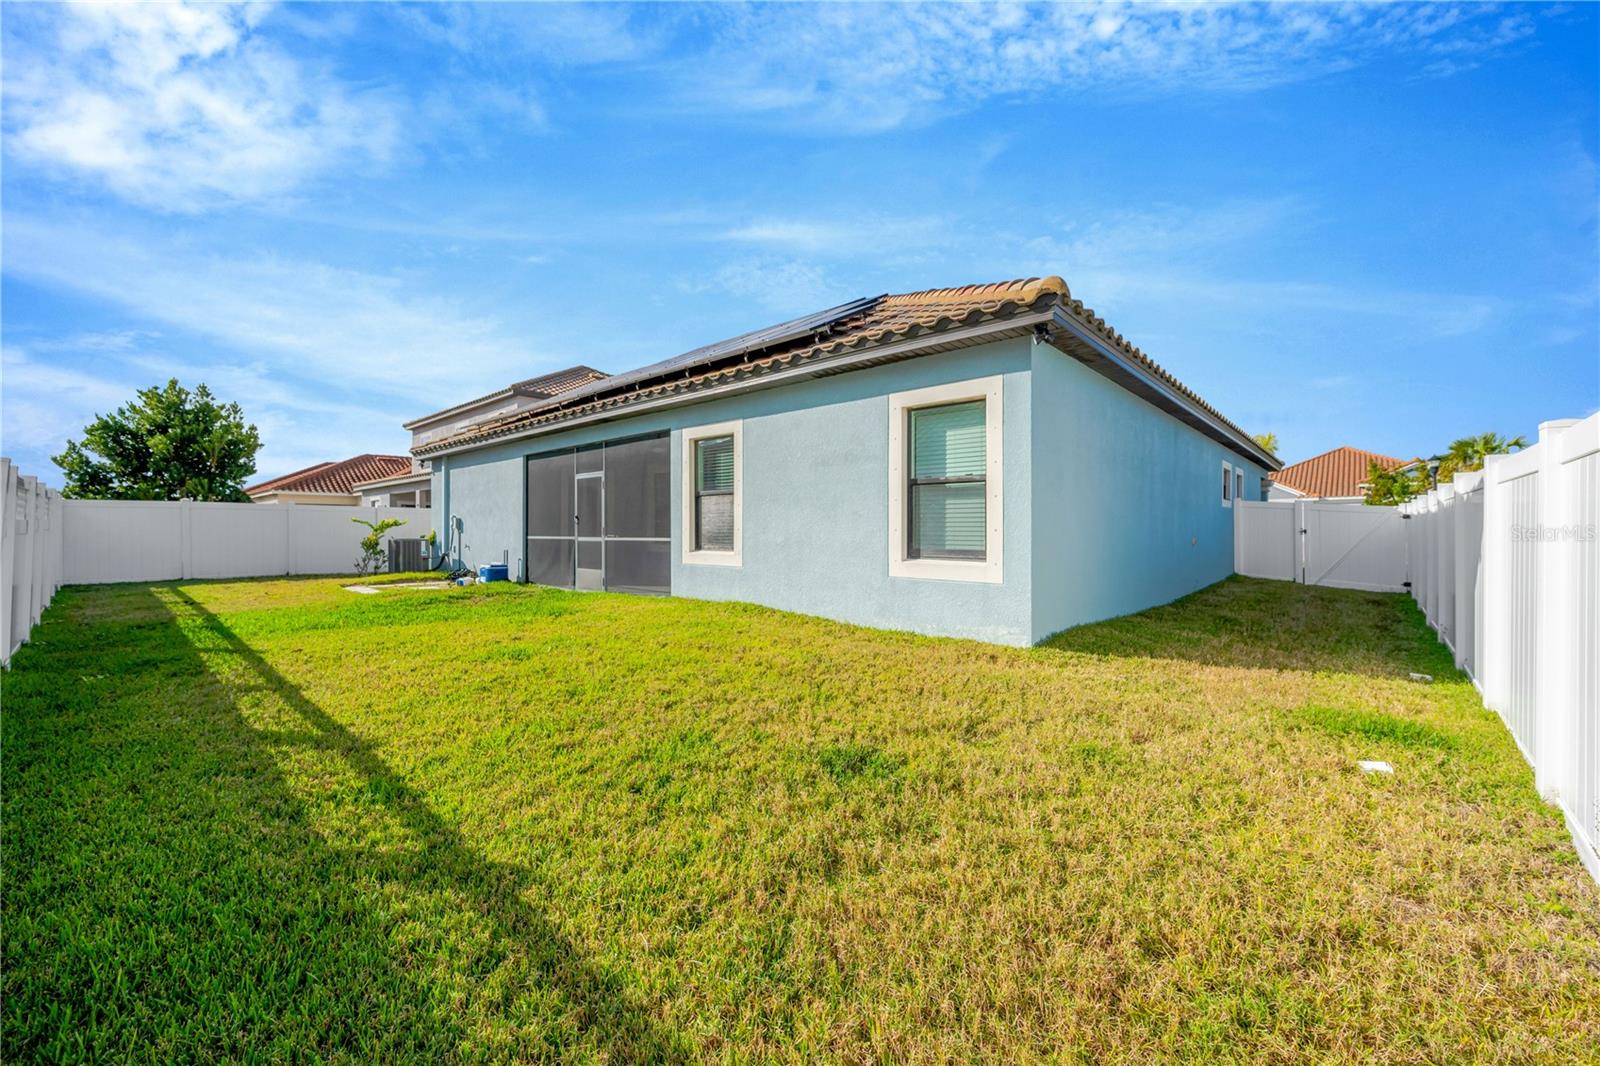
[352,516,406,577]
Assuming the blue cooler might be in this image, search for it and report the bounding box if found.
[477,563,509,583]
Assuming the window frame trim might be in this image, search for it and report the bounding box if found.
[1222,459,1233,508]
[888,375,1003,584]
[681,419,743,566]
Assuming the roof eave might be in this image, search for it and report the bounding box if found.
[402,389,517,431]
[1044,310,1281,471]
[351,471,431,491]
[415,311,1052,459]
[414,296,1276,473]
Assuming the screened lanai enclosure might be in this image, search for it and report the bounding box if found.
[524,433,671,594]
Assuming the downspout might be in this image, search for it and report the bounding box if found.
[438,455,451,568]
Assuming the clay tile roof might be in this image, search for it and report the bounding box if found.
[1269,446,1407,498]
[403,365,610,430]
[513,365,608,397]
[246,454,413,497]
[413,274,1267,467]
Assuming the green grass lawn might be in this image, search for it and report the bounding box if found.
[4,576,1597,1063]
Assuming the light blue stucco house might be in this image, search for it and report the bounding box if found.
[410,276,1279,646]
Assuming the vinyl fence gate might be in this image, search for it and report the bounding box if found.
[1234,500,1408,593]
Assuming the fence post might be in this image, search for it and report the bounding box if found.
[1451,471,1482,675]
[19,477,38,633]
[50,491,63,599]
[1420,492,1433,617]
[1535,420,1579,801]
[1293,500,1305,583]
[1479,454,1509,713]
[176,498,190,580]
[1,459,14,667]
[33,484,47,624]
[1437,482,1456,646]
[284,503,296,576]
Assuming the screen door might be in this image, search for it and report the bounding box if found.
[524,435,669,594]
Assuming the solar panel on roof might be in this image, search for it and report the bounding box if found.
[547,294,883,408]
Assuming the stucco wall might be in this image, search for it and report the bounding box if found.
[433,335,1264,646]
[1028,344,1267,642]
[433,338,1035,644]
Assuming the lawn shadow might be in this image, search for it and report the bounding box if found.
[1037,576,1462,681]
[163,588,692,1062]
[1,583,689,1062]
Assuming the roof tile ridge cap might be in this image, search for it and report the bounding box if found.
[1018,275,1070,303]
[881,275,1070,307]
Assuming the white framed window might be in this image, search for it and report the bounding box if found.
[1222,460,1233,507]
[1234,468,1244,504]
[681,419,742,566]
[888,375,1003,584]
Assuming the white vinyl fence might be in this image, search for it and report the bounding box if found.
[1404,414,1600,884]
[1234,499,1408,592]
[2,458,433,668]
[62,499,432,584]
[2,460,65,668]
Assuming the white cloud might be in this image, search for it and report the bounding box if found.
[2,2,399,211]
[679,257,836,313]
[399,3,656,65]
[0,338,417,483]
[719,215,949,255]
[995,199,1501,340]
[664,2,1542,132]
[1,344,136,458]
[1,216,552,409]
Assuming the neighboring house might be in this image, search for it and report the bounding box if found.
[353,467,433,508]
[246,454,414,505]
[405,366,610,452]
[388,368,613,509]
[413,276,1280,646]
[1268,446,1408,503]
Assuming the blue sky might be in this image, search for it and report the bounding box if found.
[2,2,1595,485]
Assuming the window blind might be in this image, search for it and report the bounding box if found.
[909,401,986,558]
[694,435,735,551]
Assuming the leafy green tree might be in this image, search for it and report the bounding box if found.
[1435,432,1527,483]
[53,380,261,501]
[1363,461,1429,506]
[1251,432,1279,456]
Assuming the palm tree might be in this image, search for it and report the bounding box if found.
[1251,431,1279,456]
[1435,432,1527,483]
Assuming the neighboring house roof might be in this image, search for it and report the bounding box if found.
[351,468,433,492]
[247,455,414,497]
[403,366,610,430]
[412,276,1278,470]
[1269,446,1406,499]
